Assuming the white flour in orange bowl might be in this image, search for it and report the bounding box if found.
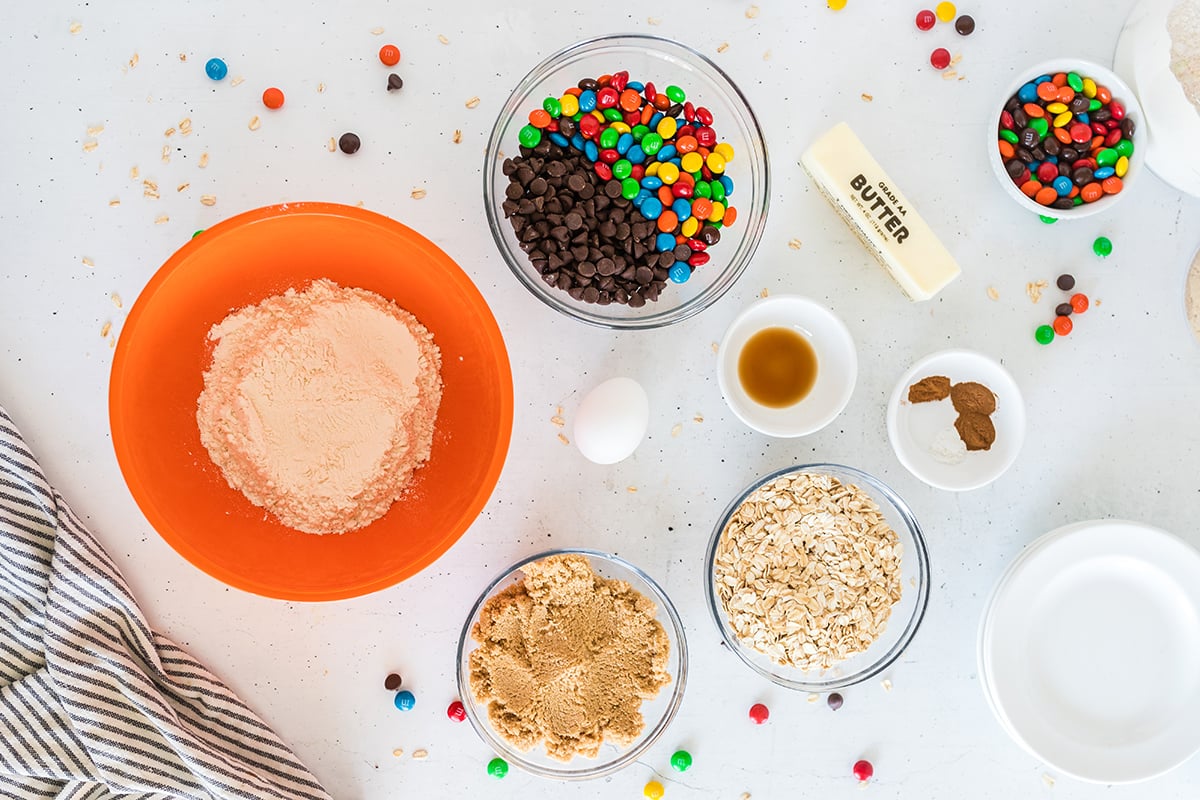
[196,279,442,534]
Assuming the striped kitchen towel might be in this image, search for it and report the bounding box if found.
[0,404,332,800]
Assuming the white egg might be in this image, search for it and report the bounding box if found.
[572,377,649,465]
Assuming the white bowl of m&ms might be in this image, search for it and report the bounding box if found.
[990,59,1146,220]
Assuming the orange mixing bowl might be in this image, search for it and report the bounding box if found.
[110,203,513,601]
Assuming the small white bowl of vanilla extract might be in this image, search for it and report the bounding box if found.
[716,295,857,438]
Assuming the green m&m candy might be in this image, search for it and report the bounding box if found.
[518,124,541,148]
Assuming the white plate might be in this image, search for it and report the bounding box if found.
[886,349,1025,492]
[716,295,857,438]
[979,520,1200,783]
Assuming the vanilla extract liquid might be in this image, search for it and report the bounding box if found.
[737,327,818,408]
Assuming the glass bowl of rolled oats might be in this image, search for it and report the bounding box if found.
[705,463,930,691]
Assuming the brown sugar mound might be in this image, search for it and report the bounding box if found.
[908,375,951,403]
[468,554,672,761]
[950,381,996,415]
[955,411,996,451]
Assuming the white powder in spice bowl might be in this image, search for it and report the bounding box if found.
[196,279,442,534]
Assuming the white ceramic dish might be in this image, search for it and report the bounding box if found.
[988,58,1146,220]
[1114,0,1200,198]
[886,349,1025,492]
[979,520,1200,784]
[716,295,856,438]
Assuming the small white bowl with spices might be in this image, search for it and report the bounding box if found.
[886,349,1026,492]
[705,463,930,692]
[716,295,857,437]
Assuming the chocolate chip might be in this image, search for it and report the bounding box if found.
[387,73,404,92]
[338,132,361,154]
[1056,302,1073,316]
[384,673,402,691]
[635,266,653,285]
[1057,273,1075,291]
[954,14,975,35]
[604,180,623,198]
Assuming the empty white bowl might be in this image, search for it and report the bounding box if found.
[886,349,1025,491]
[717,295,857,437]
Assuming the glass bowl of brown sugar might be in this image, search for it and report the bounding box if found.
[484,34,770,329]
[456,549,687,779]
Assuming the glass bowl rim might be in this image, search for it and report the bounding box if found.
[455,547,689,780]
[703,462,931,691]
[482,32,771,330]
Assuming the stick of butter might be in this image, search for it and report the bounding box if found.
[801,122,960,301]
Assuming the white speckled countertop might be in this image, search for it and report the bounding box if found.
[3,0,1200,797]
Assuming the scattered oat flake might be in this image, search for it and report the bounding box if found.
[711,341,719,353]
[671,423,683,437]
[199,152,209,168]
[1026,280,1048,303]
[82,140,98,153]
[370,26,385,35]
[200,195,216,206]
[230,76,244,87]
[1095,299,1102,307]
[82,257,94,267]
[557,433,570,446]
[161,145,171,163]
[881,678,893,692]
[693,413,704,423]
[327,137,336,152]
[86,125,105,137]
[717,42,730,53]
[317,82,326,93]
[179,118,192,134]
[179,53,187,62]
[100,321,111,338]
[1041,773,1056,788]
[108,198,120,207]
[550,415,565,428]
[177,182,189,193]
[130,166,139,180]
[740,794,751,800]
[807,693,820,704]
[411,750,428,761]
[438,34,450,44]
[111,293,122,309]
[154,214,169,225]
[410,188,427,200]
[746,5,760,17]
[391,749,403,758]
[942,69,959,81]
[69,21,82,34]
[465,96,481,109]
[951,53,963,66]
[647,16,662,24]
[763,50,772,61]
[760,288,770,298]
[248,115,261,131]
[164,127,176,137]
[987,286,999,301]
[453,129,462,144]
[788,238,802,250]
[861,93,874,102]
[627,486,638,494]
[129,53,139,69]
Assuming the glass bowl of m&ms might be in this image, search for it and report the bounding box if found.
[484,34,770,329]
[990,59,1146,220]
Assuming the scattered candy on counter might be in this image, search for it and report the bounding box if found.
[379,44,401,67]
[935,1,956,22]
[387,73,404,92]
[205,57,227,81]
[501,70,737,307]
[1036,274,1091,344]
[915,9,936,30]
[853,759,875,782]
[339,132,361,154]
[1093,235,1113,257]
[384,673,403,690]
[828,0,848,9]
[748,703,770,724]
[930,48,951,70]
[486,757,508,779]
[1039,214,1057,224]
[262,87,285,109]
[643,780,665,799]
[394,690,416,711]
[446,700,466,722]
[827,692,844,710]
[997,71,1136,209]
[1057,273,1075,291]
[1035,324,1056,345]
[670,749,692,772]
[1070,292,1089,313]
[955,14,975,35]
[192,229,204,239]
[1056,301,1073,317]
[1053,315,1073,336]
